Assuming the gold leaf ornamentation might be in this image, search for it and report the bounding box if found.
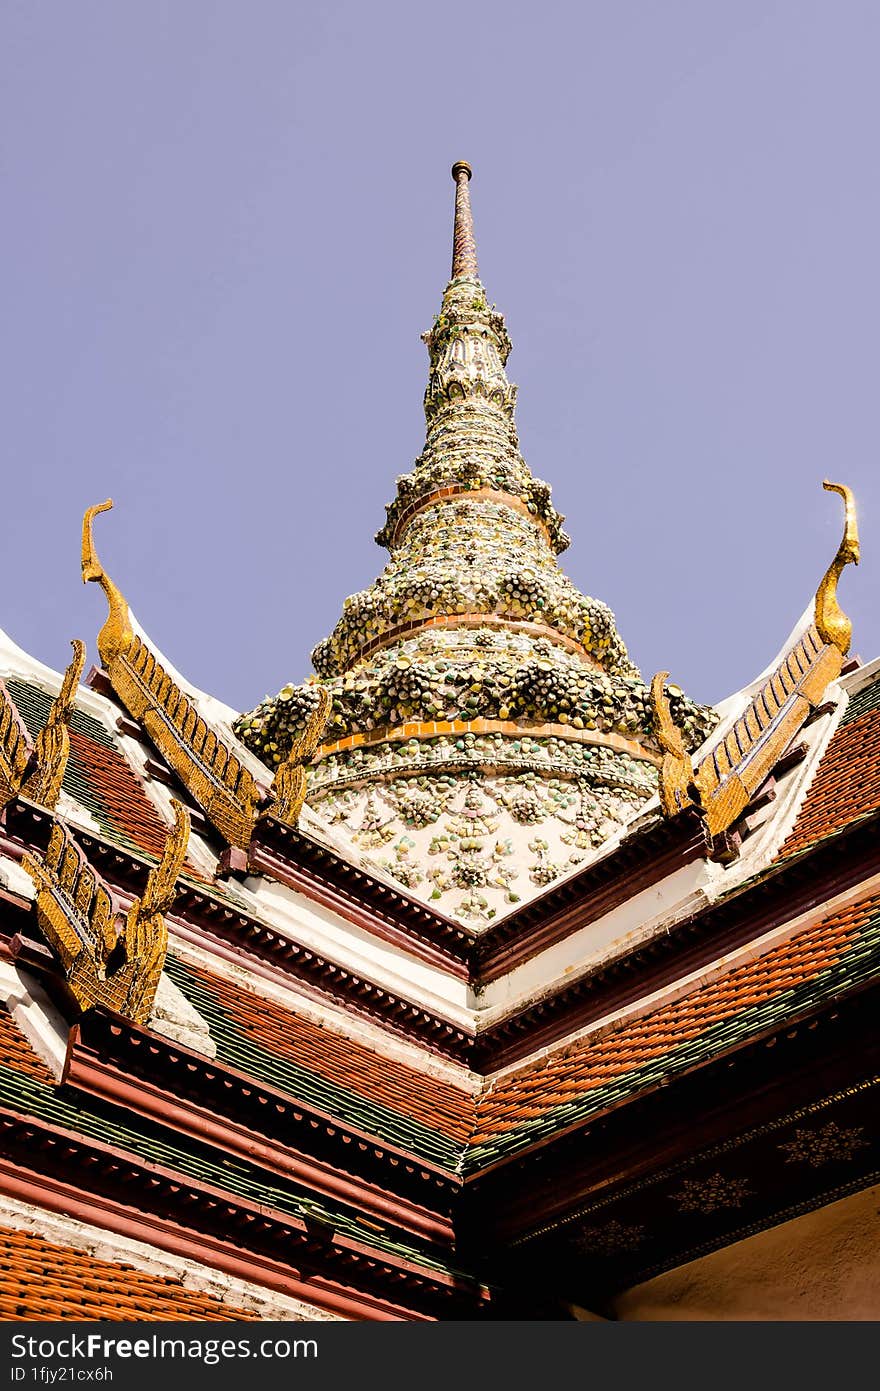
[0,680,34,811]
[778,1121,868,1169]
[573,1220,644,1254]
[691,485,862,842]
[671,1173,750,1215]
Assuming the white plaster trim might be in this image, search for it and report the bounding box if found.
[52,789,103,838]
[0,853,37,902]
[165,933,480,1093]
[150,972,216,1059]
[476,857,724,1020]
[243,874,473,1018]
[0,961,69,1079]
[841,652,880,696]
[0,624,72,688]
[485,865,880,1084]
[0,623,120,732]
[0,1193,340,1321]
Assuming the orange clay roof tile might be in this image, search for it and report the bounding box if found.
[780,687,880,858]
[0,1226,258,1321]
[172,958,476,1145]
[0,1007,57,1086]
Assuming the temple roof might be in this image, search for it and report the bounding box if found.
[0,160,877,1321]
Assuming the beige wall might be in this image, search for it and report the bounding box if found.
[611,1183,880,1321]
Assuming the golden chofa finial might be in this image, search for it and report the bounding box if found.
[815,481,860,655]
[650,671,695,819]
[81,499,133,667]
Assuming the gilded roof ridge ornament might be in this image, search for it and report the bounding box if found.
[451,161,478,280]
[815,481,860,655]
[82,499,134,665]
[22,800,189,1024]
[650,671,696,819]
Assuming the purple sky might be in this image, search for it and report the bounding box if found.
[3,2,878,712]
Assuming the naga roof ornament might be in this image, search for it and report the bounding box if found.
[653,481,861,846]
[235,164,716,924]
[23,800,190,1024]
[82,500,327,851]
[0,638,85,813]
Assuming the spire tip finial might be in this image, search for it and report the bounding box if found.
[450,161,478,279]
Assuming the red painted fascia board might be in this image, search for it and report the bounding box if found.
[64,1030,456,1245]
[71,1012,461,1192]
[0,1154,426,1321]
[0,1106,480,1307]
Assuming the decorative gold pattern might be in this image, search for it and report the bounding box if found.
[652,481,861,841]
[22,801,190,1024]
[572,1220,645,1255]
[650,671,695,818]
[265,684,331,825]
[82,500,277,850]
[0,641,86,813]
[815,481,860,654]
[778,1122,869,1169]
[670,1173,751,1215]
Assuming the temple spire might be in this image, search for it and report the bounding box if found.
[451,161,479,280]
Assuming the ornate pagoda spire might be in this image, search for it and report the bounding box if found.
[235,163,716,925]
